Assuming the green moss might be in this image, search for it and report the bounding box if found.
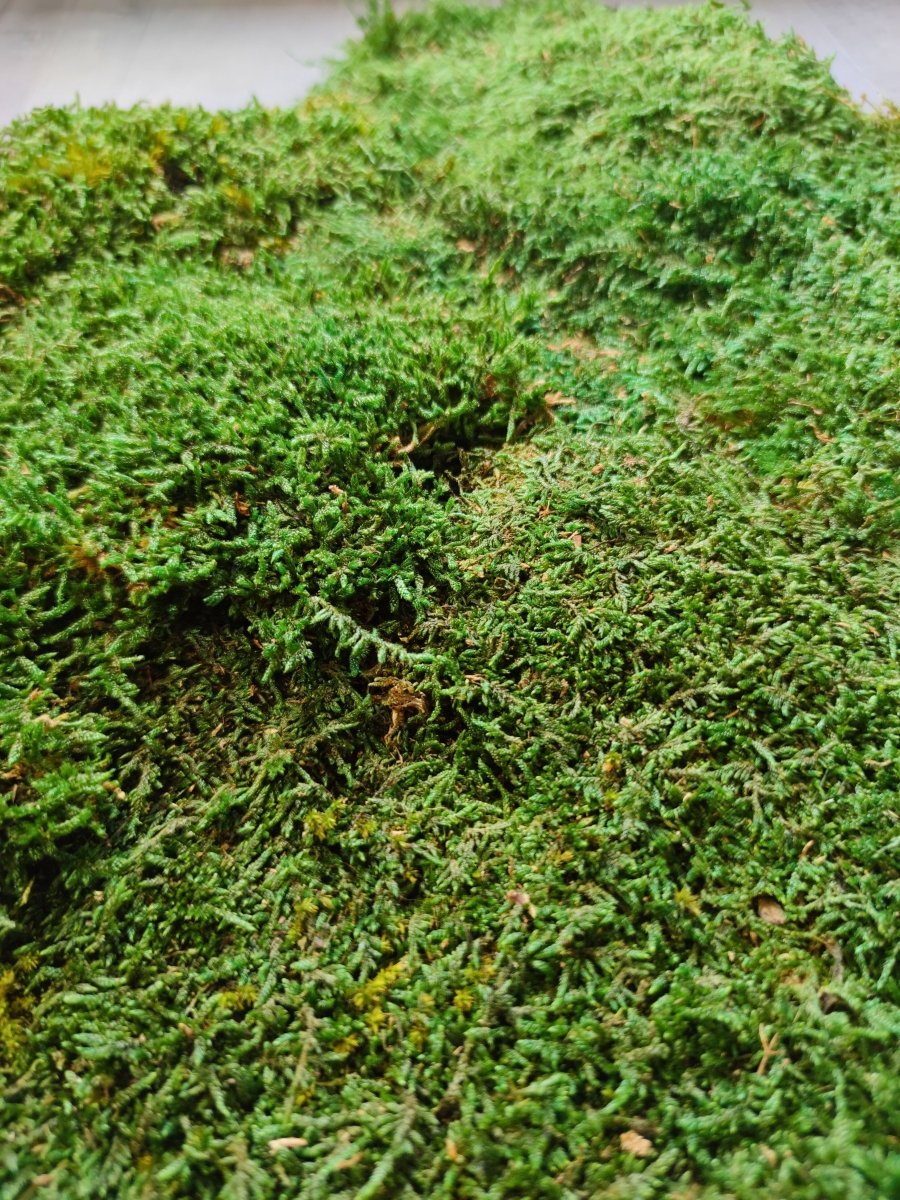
[1,2,898,1197]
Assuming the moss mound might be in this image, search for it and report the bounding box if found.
[1,2,898,1196]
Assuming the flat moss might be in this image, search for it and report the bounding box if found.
[1,2,898,1197]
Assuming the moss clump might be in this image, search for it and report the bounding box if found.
[1,2,898,1197]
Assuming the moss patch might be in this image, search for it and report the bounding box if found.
[1,2,898,1196]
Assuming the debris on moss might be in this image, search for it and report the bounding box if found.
[1,2,898,1197]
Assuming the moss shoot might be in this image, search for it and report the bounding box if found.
[1,2,898,1197]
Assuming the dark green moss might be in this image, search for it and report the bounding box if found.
[1,2,898,1197]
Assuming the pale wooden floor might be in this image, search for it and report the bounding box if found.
[0,0,897,128]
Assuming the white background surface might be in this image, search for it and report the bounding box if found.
[0,0,897,128]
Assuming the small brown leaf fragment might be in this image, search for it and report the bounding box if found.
[756,896,786,925]
[456,238,477,253]
[336,1151,364,1170]
[233,493,250,517]
[268,1137,309,1152]
[32,712,69,729]
[552,337,592,359]
[446,1138,462,1162]
[150,211,180,231]
[544,390,577,408]
[369,677,427,744]
[221,247,255,270]
[177,1021,194,1039]
[33,1176,53,1188]
[548,337,623,362]
[619,1130,653,1158]
[0,282,28,310]
[759,1144,778,1168]
[506,888,537,918]
[756,1024,780,1075]
[571,533,583,549]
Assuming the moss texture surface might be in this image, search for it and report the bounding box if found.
[1,2,898,1196]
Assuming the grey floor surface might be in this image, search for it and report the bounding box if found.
[0,0,897,129]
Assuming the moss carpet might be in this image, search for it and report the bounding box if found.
[1,2,898,1196]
